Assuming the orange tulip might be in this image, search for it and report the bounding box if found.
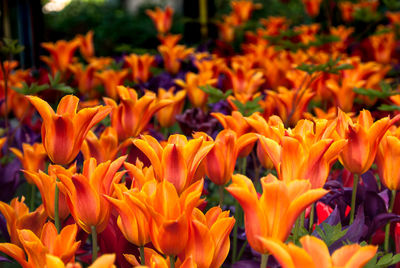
[302,0,322,17]
[143,179,204,256]
[124,54,155,83]
[175,71,217,108]
[41,39,80,73]
[104,189,151,246]
[23,164,72,221]
[194,130,257,186]
[133,134,214,193]
[259,235,377,268]
[146,6,174,34]
[0,197,47,247]
[179,207,235,268]
[376,132,400,190]
[155,87,186,128]
[77,31,95,61]
[225,67,265,103]
[258,120,347,188]
[125,247,169,268]
[27,95,111,165]
[10,143,47,183]
[369,32,395,64]
[124,159,157,190]
[81,127,129,163]
[68,62,103,97]
[231,0,262,25]
[226,174,328,254]
[336,109,400,175]
[104,86,173,141]
[95,69,129,99]
[46,253,116,268]
[56,156,127,233]
[0,223,80,268]
[158,43,194,74]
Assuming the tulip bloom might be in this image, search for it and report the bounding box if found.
[46,254,116,268]
[143,179,204,256]
[376,132,400,190]
[158,44,194,74]
[10,143,47,183]
[125,247,169,268]
[155,87,186,128]
[179,207,235,268]
[81,127,129,163]
[231,0,262,25]
[23,165,71,221]
[337,109,400,175]
[124,159,157,190]
[225,67,265,103]
[175,71,217,108]
[95,69,129,100]
[77,30,95,61]
[56,156,127,233]
[133,134,214,193]
[146,6,174,34]
[104,189,151,247]
[194,130,257,186]
[27,95,111,165]
[104,86,173,141]
[226,174,328,254]
[0,223,80,268]
[41,39,80,73]
[258,119,347,188]
[124,53,155,83]
[0,197,47,247]
[302,0,322,17]
[259,235,377,268]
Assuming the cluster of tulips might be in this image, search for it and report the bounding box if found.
[1,0,400,267]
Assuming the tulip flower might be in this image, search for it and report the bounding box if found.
[0,223,81,268]
[133,134,214,193]
[142,179,204,257]
[225,67,265,103]
[302,0,322,17]
[104,86,173,141]
[124,159,157,190]
[46,253,116,268]
[179,207,235,268]
[68,62,102,98]
[81,127,129,163]
[175,71,217,108]
[124,247,169,268]
[226,174,328,254]
[0,197,47,247]
[77,30,95,61]
[231,0,262,25]
[41,39,80,73]
[104,189,151,247]
[26,95,111,165]
[146,6,174,34]
[95,69,129,100]
[124,53,155,83]
[23,165,71,221]
[376,132,400,191]
[260,235,377,268]
[369,32,395,64]
[10,142,47,182]
[337,109,400,175]
[194,130,257,186]
[155,87,186,128]
[158,44,194,74]
[258,119,347,188]
[56,155,127,233]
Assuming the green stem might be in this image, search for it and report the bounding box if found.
[237,240,248,261]
[349,174,359,225]
[293,217,300,242]
[384,190,397,252]
[54,180,60,233]
[29,184,36,211]
[139,245,145,265]
[91,226,98,263]
[169,255,175,268]
[231,201,239,264]
[300,210,305,231]
[240,157,247,175]
[260,254,269,268]
[219,185,224,207]
[308,203,315,232]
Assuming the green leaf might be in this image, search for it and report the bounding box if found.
[314,222,348,247]
[12,82,50,95]
[199,85,232,104]
[377,253,393,266]
[231,95,264,117]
